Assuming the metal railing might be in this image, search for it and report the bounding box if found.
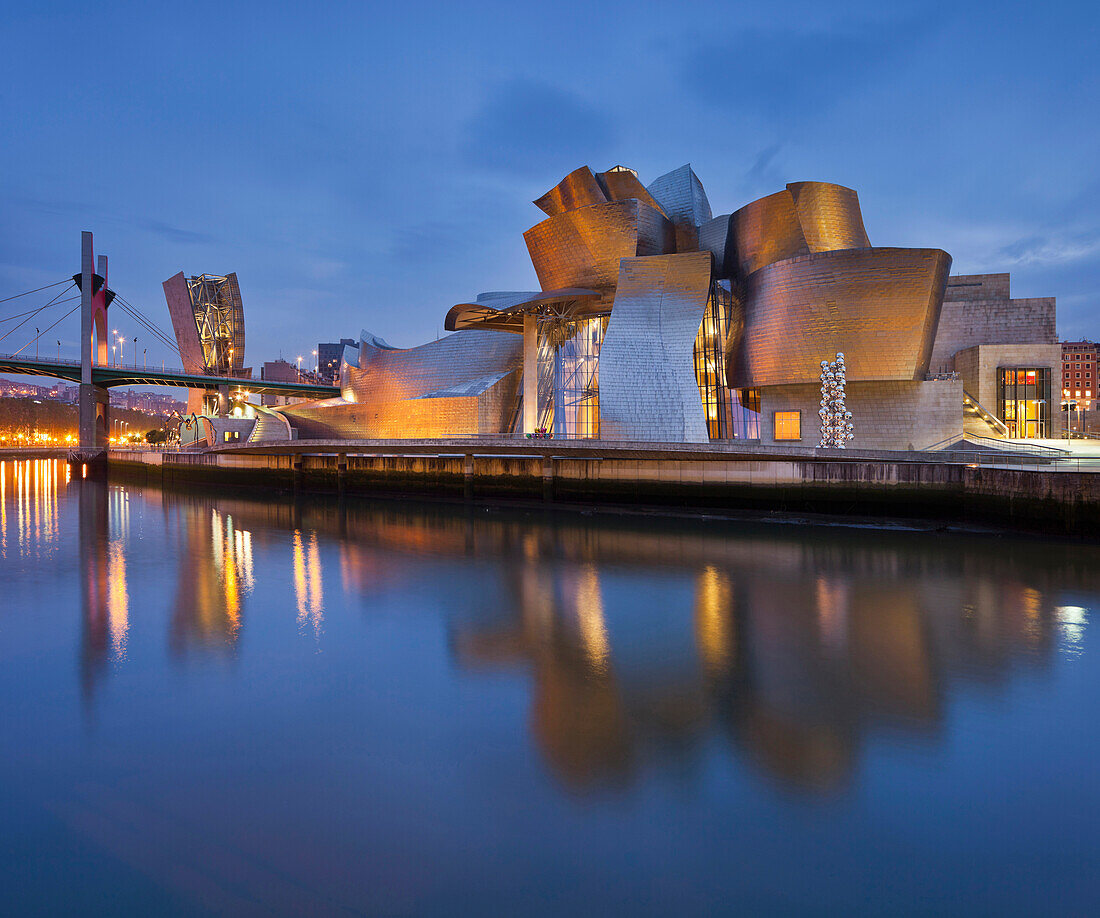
[962,390,1010,437]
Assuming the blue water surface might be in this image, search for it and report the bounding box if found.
[1,458,1097,916]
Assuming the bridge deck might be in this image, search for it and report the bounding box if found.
[0,354,339,397]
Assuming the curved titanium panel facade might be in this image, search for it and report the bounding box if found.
[599,252,712,442]
[348,329,520,402]
[729,190,811,277]
[524,200,674,292]
[697,214,733,278]
[646,164,712,227]
[724,247,952,388]
[282,329,522,439]
[533,166,608,217]
[646,164,712,252]
[787,182,870,252]
[595,169,667,216]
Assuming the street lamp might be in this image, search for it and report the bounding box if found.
[312,349,318,375]
[56,340,60,361]
[118,337,125,367]
[35,327,39,360]
[296,355,303,382]
[133,336,137,367]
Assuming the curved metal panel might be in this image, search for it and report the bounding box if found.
[347,329,520,403]
[281,329,522,439]
[646,164,712,252]
[163,272,206,374]
[728,190,810,277]
[595,169,667,216]
[724,247,952,388]
[787,182,871,252]
[697,214,733,278]
[599,252,712,442]
[533,166,608,217]
[523,200,674,292]
[445,288,602,332]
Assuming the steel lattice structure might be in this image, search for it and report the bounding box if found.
[186,274,245,376]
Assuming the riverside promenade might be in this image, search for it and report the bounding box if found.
[106,438,1100,536]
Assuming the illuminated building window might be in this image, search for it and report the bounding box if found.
[223,430,240,442]
[693,282,736,439]
[774,410,801,441]
[998,367,1050,439]
[536,315,605,439]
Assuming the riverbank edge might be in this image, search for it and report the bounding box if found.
[104,449,1098,538]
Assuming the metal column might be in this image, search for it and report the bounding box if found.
[523,314,537,434]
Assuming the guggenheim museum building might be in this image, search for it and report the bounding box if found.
[194,164,1064,450]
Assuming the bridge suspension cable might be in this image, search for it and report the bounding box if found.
[0,284,77,344]
[0,279,71,306]
[112,292,181,355]
[10,301,83,357]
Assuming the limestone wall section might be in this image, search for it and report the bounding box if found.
[758,379,963,451]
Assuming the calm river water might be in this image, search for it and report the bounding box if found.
[1,458,1098,915]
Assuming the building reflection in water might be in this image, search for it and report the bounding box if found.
[0,458,66,561]
[168,504,253,657]
[57,476,1096,791]
[436,512,1082,795]
[293,529,324,639]
[72,474,133,696]
[0,458,137,699]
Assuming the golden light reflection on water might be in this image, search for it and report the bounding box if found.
[695,565,734,676]
[574,564,609,674]
[293,530,324,639]
[1,459,66,560]
[108,540,129,661]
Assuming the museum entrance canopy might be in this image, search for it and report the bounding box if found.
[445,288,602,333]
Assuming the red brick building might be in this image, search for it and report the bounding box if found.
[1062,341,1097,429]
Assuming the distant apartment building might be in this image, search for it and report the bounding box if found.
[317,338,357,383]
[1061,340,1097,431]
[1061,341,1096,406]
[261,359,300,406]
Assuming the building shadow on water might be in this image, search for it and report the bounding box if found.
[63,475,1099,794]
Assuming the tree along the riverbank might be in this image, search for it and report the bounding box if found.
[0,397,174,443]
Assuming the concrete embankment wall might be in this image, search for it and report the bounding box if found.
[107,449,1100,536]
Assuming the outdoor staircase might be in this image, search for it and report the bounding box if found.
[247,405,295,443]
[963,390,1009,439]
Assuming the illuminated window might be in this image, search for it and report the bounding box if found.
[223,430,240,442]
[998,367,1051,438]
[774,411,801,441]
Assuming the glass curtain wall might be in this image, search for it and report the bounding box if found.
[536,316,606,439]
[731,389,761,439]
[998,367,1051,438]
[693,282,760,440]
[693,282,735,439]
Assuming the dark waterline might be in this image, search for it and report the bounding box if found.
[1,458,1098,915]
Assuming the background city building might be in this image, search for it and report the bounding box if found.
[317,339,357,383]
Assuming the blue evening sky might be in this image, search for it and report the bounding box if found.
[1,0,1097,371]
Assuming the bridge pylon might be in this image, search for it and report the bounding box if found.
[75,232,113,455]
